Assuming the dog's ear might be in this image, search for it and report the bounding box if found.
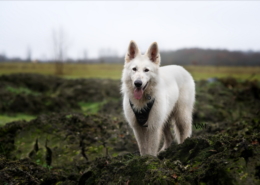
[125,40,140,63]
[146,42,160,65]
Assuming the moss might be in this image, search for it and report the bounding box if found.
[78,101,105,114]
[5,86,40,96]
[0,114,35,127]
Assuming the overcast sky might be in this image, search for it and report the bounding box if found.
[0,1,260,60]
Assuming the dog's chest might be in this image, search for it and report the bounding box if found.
[129,99,155,127]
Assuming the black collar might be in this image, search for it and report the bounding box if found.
[129,98,155,127]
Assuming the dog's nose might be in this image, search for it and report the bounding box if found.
[134,80,142,88]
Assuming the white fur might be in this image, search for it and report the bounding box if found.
[121,41,195,156]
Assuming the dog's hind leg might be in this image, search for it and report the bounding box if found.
[173,104,192,144]
[173,82,194,144]
[159,122,174,153]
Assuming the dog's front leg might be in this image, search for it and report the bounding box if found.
[146,128,162,156]
[133,126,161,156]
[132,126,148,155]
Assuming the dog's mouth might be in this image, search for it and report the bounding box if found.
[134,83,148,100]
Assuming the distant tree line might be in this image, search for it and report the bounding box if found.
[160,48,260,66]
[0,48,259,66]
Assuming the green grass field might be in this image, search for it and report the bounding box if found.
[0,62,259,80]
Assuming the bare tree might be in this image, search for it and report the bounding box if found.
[83,50,88,62]
[52,28,70,75]
[26,46,31,62]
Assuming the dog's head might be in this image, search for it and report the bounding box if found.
[123,41,161,100]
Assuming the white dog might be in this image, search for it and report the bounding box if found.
[121,41,195,156]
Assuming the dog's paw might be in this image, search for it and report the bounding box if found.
[158,148,167,156]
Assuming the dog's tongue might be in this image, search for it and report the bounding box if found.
[134,88,143,100]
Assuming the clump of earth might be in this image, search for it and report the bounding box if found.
[0,73,260,184]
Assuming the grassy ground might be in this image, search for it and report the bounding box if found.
[0,63,259,125]
[0,114,35,127]
[0,102,101,126]
[0,62,259,80]
[0,74,259,184]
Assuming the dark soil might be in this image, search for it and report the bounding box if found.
[0,73,260,185]
[0,73,120,115]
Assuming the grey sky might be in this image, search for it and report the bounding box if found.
[0,1,260,60]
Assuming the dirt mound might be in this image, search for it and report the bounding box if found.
[1,118,260,184]
[0,113,137,184]
[0,74,260,184]
[76,112,260,184]
[0,156,78,185]
[0,73,120,115]
[194,78,260,123]
[0,113,137,161]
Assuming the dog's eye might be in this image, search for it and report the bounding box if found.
[132,67,137,71]
[144,69,149,72]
